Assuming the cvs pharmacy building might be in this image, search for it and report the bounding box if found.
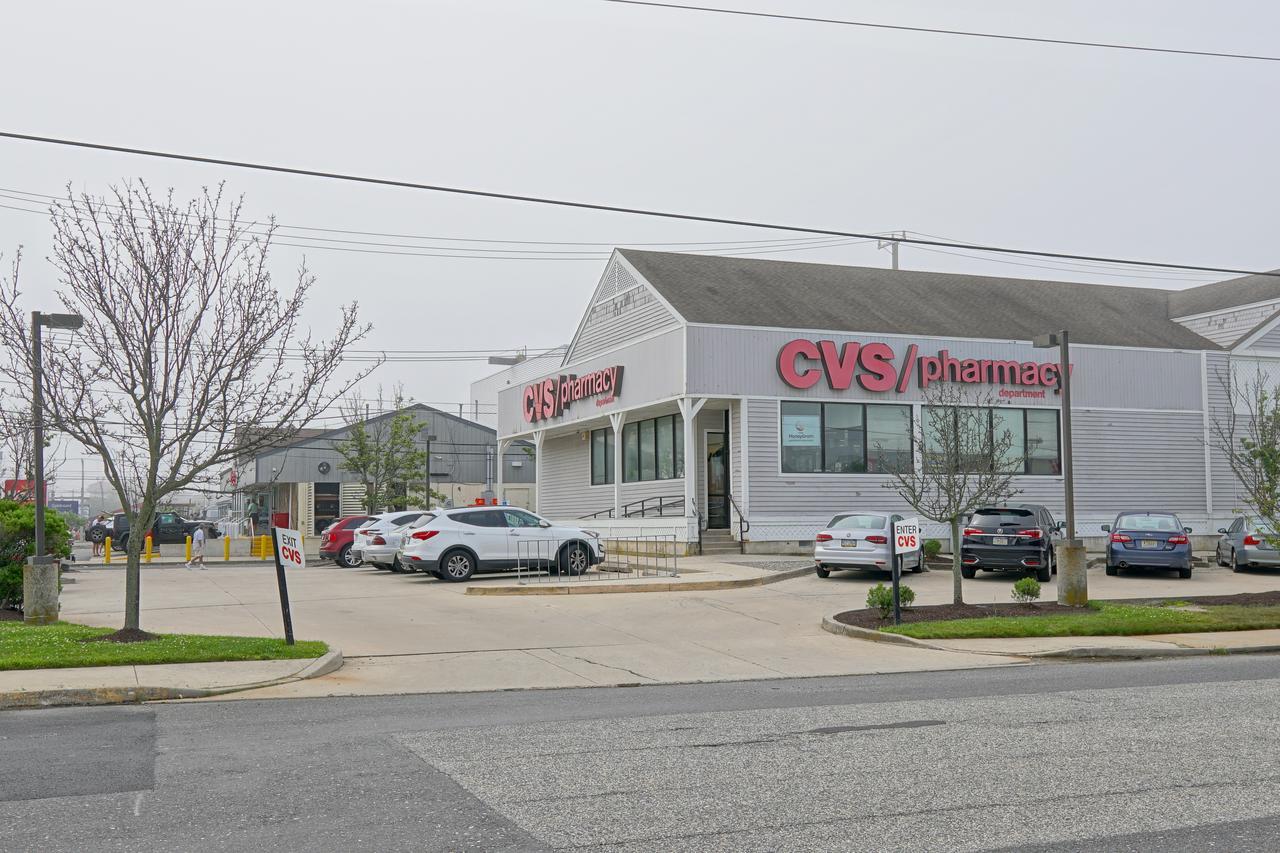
[496,249,1280,553]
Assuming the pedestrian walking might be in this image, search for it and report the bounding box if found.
[186,523,208,569]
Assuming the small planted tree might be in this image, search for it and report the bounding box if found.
[1212,367,1280,542]
[0,184,372,638]
[332,389,429,514]
[884,385,1023,604]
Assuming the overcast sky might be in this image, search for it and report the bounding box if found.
[4,0,1278,487]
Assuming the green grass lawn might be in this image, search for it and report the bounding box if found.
[0,621,327,671]
[883,601,1280,640]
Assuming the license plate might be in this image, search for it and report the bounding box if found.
[841,539,857,548]
[1141,539,1158,549]
[992,536,1008,546]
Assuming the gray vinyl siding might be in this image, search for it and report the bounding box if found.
[1175,303,1280,347]
[1207,352,1247,515]
[565,258,681,364]
[1248,322,1280,350]
[538,425,691,519]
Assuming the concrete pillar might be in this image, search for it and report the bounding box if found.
[532,430,545,514]
[495,438,512,504]
[609,412,625,519]
[1057,541,1088,606]
[23,555,59,624]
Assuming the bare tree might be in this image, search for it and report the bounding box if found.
[0,184,373,639]
[1211,365,1280,541]
[0,405,62,501]
[884,385,1024,604]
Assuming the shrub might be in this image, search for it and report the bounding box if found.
[1011,576,1041,604]
[923,539,942,559]
[866,582,916,619]
[0,501,72,610]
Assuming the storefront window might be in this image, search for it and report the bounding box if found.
[782,401,911,474]
[618,414,685,483]
[922,406,1060,475]
[590,428,614,485]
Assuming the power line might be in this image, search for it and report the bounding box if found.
[600,0,1280,63]
[1,130,1272,277]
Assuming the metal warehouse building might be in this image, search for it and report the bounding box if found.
[495,249,1280,554]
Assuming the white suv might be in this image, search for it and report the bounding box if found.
[397,507,604,582]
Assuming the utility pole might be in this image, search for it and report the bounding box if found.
[1034,329,1086,606]
[878,231,904,270]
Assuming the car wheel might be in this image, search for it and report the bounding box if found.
[88,526,106,544]
[961,565,977,579]
[1179,566,1193,579]
[910,556,924,574]
[815,565,830,578]
[560,542,590,576]
[1231,550,1244,573]
[338,544,361,568]
[1049,550,1057,575]
[1215,546,1227,567]
[388,557,407,573]
[1035,563,1051,583]
[440,550,476,582]
[1105,563,1118,576]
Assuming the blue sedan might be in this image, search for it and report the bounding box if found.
[1102,511,1193,578]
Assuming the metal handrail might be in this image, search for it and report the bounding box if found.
[693,506,704,556]
[726,492,749,555]
[622,495,685,518]
[579,507,615,519]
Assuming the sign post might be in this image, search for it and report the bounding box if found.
[891,518,921,626]
[270,526,305,645]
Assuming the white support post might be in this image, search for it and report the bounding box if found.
[609,412,625,520]
[532,431,545,513]
[677,397,707,526]
[496,438,512,505]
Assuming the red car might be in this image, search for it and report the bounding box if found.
[319,515,375,568]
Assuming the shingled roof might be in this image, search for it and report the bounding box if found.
[618,250,1239,351]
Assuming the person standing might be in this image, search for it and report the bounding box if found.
[91,513,108,558]
[186,524,208,569]
[245,498,258,538]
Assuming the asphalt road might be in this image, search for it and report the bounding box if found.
[2,656,1279,851]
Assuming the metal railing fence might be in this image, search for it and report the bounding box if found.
[515,534,679,584]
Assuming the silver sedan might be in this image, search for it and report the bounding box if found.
[814,512,923,578]
[1215,519,1280,572]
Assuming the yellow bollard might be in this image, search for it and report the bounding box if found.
[260,534,270,560]
[224,535,231,562]
[185,535,192,562]
[145,534,153,563]
[104,536,112,564]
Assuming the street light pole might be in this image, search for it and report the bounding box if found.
[27,311,84,624]
[31,313,44,559]
[1034,329,1086,606]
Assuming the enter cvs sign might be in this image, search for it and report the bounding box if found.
[893,518,921,553]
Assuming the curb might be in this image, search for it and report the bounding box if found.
[0,648,344,711]
[820,614,1280,661]
[465,564,815,596]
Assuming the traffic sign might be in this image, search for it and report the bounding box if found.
[269,527,301,645]
[893,517,921,553]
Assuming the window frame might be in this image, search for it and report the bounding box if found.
[618,414,685,484]
[590,427,614,486]
[922,405,1062,476]
[780,401,914,475]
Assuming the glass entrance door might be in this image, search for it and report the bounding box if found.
[706,431,729,529]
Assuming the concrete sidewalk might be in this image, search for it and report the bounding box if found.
[0,651,342,709]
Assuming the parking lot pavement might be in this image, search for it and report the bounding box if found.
[56,557,1280,699]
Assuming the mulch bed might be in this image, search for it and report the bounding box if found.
[0,608,22,622]
[834,591,1280,630]
[83,628,157,644]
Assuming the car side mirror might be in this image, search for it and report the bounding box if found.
[539,520,552,528]
[1100,524,1110,532]
[1184,527,1193,534]
[1056,521,1066,532]
[1217,528,1228,534]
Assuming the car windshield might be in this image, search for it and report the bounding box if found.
[971,508,1036,526]
[1116,514,1180,532]
[828,514,886,530]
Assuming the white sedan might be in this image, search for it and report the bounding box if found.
[814,512,923,577]
[350,510,432,570]
[397,506,604,582]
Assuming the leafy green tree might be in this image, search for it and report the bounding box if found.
[333,392,430,513]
